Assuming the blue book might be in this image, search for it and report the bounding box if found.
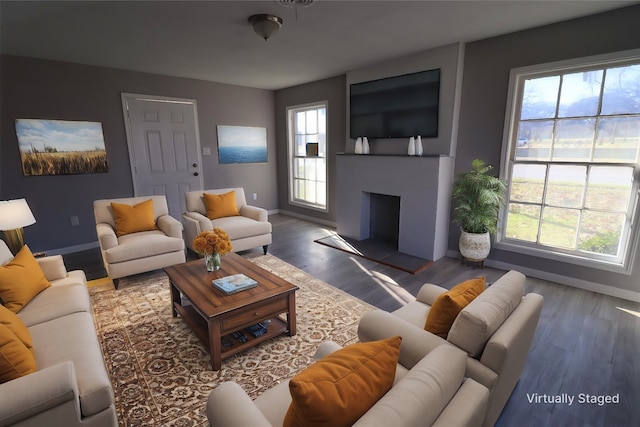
[212,273,258,295]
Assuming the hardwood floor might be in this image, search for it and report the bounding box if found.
[65,213,640,426]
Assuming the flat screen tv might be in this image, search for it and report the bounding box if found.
[349,68,440,139]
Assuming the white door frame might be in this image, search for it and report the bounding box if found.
[121,93,204,198]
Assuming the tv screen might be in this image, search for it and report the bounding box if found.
[349,68,440,139]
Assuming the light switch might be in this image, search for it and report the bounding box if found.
[203,147,212,156]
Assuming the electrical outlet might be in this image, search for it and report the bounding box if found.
[253,193,257,201]
[70,216,80,226]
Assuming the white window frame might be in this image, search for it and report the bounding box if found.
[497,49,640,275]
[286,101,328,212]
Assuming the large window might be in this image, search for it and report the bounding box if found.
[287,103,327,211]
[499,53,640,272]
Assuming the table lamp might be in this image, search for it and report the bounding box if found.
[0,198,36,255]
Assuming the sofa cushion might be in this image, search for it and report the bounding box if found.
[424,277,485,338]
[353,345,467,427]
[111,199,158,237]
[448,271,525,357]
[211,216,272,240]
[105,232,185,264]
[283,336,401,427]
[203,191,240,219]
[16,282,91,328]
[0,246,51,313]
[29,312,114,417]
[0,306,36,383]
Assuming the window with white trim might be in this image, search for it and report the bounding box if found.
[287,103,327,211]
[498,53,640,271]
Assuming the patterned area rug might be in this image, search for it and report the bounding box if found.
[89,254,375,427]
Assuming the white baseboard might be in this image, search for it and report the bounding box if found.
[277,210,337,228]
[447,250,640,303]
[46,241,100,256]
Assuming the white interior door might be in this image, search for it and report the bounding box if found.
[122,93,203,220]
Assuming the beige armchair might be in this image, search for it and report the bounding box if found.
[207,340,489,427]
[93,195,185,288]
[357,271,543,427]
[183,188,272,255]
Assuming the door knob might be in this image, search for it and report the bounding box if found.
[193,172,199,176]
[193,163,198,168]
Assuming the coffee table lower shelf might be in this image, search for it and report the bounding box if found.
[174,302,289,365]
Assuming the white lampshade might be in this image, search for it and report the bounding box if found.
[0,198,36,231]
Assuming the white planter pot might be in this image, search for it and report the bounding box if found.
[459,230,491,262]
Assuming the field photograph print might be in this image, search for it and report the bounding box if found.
[15,119,109,176]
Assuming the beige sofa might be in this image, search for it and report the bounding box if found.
[93,195,186,288]
[358,270,543,427]
[183,188,272,254]
[206,340,489,427]
[0,241,117,427]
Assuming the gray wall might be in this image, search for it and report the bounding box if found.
[453,5,640,296]
[274,75,346,224]
[0,55,278,253]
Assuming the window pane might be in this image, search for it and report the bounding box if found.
[294,158,304,178]
[585,166,633,211]
[305,158,317,180]
[552,119,595,162]
[295,135,306,156]
[316,157,326,182]
[295,111,305,134]
[545,165,586,208]
[505,203,541,242]
[601,65,640,115]
[294,178,303,199]
[595,117,640,163]
[317,181,326,206]
[558,71,602,118]
[306,110,317,134]
[511,164,546,203]
[539,206,579,249]
[516,120,554,160]
[521,76,560,120]
[305,180,316,203]
[578,211,625,256]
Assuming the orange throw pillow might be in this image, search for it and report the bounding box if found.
[0,245,51,313]
[424,277,485,338]
[111,199,158,237]
[0,323,36,383]
[203,191,240,220]
[283,336,401,427]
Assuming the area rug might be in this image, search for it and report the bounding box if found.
[89,254,375,427]
[315,233,433,274]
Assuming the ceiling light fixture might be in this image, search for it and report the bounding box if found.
[277,0,314,20]
[277,0,314,7]
[248,14,284,41]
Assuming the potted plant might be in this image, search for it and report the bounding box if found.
[451,159,507,263]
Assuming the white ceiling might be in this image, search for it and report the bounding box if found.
[1,0,636,90]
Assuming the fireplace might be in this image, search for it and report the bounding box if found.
[368,193,400,248]
[336,154,453,261]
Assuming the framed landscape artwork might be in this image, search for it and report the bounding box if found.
[15,119,109,176]
[217,125,268,164]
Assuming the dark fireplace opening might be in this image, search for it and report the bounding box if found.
[369,193,400,248]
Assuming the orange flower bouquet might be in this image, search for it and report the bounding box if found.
[192,228,233,271]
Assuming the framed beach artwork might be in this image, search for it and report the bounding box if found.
[216,125,268,164]
[15,119,109,176]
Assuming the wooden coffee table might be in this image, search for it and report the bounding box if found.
[164,253,298,370]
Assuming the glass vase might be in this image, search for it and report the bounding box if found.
[205,252,221,272]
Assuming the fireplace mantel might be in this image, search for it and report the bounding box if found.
[336,154,453,261]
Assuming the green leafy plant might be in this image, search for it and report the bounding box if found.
[452,159,507,234]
